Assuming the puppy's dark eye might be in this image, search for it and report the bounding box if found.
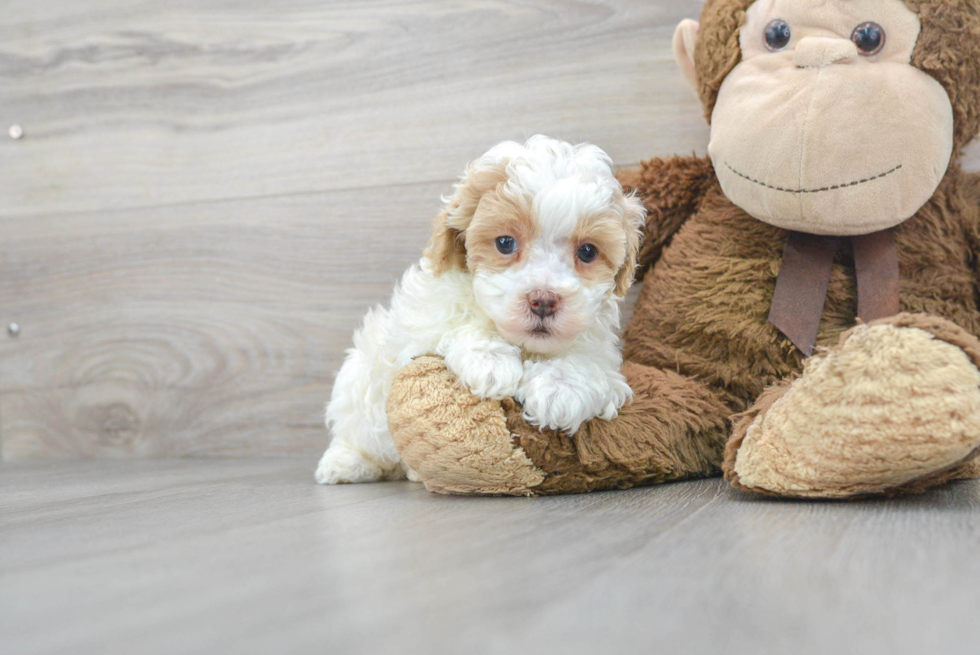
[852,22,885,56]
[764,19,792,51]
[577,244,598,263]
[495,236,517,255]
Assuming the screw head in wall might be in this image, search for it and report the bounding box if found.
[8,322,20,337]
[9,125,23,140]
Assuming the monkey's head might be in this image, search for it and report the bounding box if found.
[674,0,980,236]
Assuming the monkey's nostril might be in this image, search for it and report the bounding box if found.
[527,291,561,318]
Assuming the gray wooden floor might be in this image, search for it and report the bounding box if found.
[3,459,980,655]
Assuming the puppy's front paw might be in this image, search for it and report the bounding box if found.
[445,340,524,400]
[315,444,385,484]
[518,361,631,435]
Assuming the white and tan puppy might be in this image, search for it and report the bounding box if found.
[315,135,645,484]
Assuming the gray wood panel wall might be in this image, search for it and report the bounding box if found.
[0,1,977,459]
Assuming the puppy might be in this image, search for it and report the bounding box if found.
[315,135,645,484]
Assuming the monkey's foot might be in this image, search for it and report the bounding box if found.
[724,314,980,498]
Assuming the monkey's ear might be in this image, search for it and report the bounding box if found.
[424,156,510,275]
[673,19,700,98]
[614,193,647,297]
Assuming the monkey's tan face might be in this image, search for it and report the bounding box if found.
[707,0,954,236]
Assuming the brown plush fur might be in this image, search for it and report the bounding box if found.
[506,361,729,494]
[387,0,980,497]
[693,0,980,152]
[617,156,716,279]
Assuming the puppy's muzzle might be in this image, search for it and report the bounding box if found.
[527,291,561,318]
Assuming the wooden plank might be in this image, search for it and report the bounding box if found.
[2,459,980,655]
[0,184,441,458]
[0,0,709,217]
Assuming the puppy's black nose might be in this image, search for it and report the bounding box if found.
[528,291,561,318]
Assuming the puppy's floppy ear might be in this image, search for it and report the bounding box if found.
[614,193,646,297]
[424,153,512,275]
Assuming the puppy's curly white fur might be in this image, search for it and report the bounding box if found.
[316,136,645,484]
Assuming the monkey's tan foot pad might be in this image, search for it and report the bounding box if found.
[723,313,980,498]
[386,356,546,496]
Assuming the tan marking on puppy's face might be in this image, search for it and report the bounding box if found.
[463,190,538,275]
[465,192,630,292]
[571,210,629,287]
[424,159,511,275]
[466,192,632,287]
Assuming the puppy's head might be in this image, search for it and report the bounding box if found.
[425,135,645,354]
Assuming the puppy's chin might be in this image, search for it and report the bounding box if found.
[493,318,584,355]
[518,329,575,355]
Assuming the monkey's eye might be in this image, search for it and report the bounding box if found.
[577,244,598,263]
[764,19,792,51]
[852,22,885,56]
[495,236,517,255]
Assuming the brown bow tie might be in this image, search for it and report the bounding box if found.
[769,229,900,356]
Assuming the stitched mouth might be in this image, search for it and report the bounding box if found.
[725,162,902,194]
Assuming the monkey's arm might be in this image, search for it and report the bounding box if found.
[616,155,716,278]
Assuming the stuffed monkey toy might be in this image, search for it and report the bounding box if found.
[387,0,980,498]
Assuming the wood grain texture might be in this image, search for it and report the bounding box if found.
[0,0,710,217]
[0,184,444,457]
[3,459,980,655]
[0,0,709,459]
